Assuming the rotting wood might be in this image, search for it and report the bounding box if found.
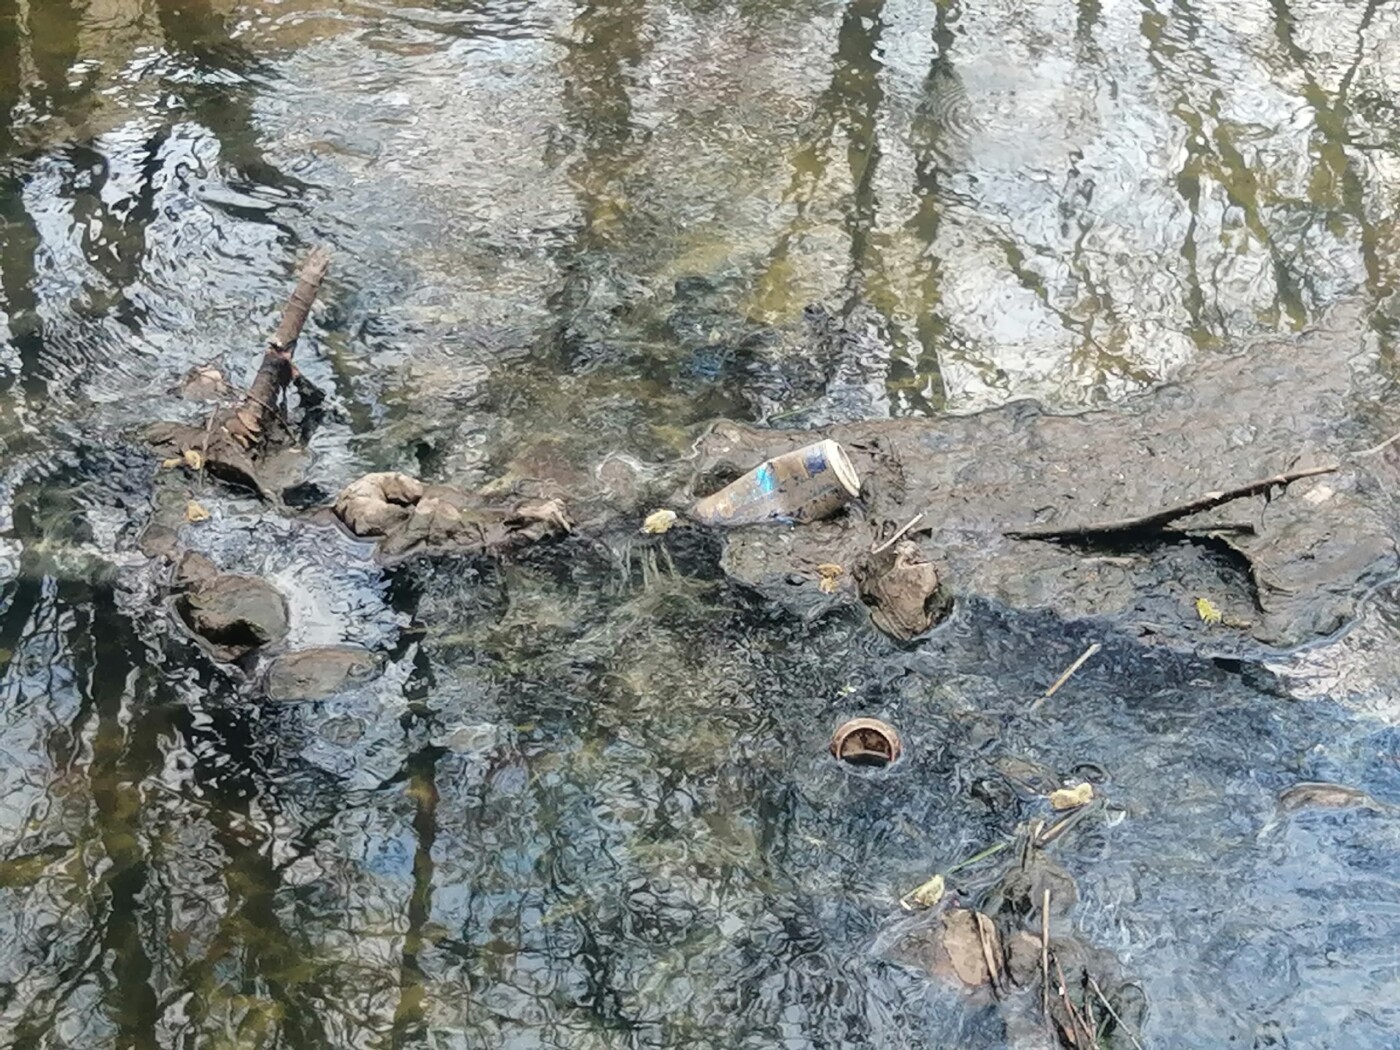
[1004,463,1338,542]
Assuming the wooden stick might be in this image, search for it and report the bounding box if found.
[1355,429,1400,457]
[1031,642,1101,712]
[870,513,923,554]
[1088,976,1145,1050]
[270,247,332,351]
[1005,463,1338,541]
[1056,956,1098,1049]
[1041,890,1051,1026]
[225,248,332,449]
[1161,521,1256,536]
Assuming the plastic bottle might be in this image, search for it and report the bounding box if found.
[690,439,861,526]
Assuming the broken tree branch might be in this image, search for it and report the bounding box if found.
[224,247,331,450]
[148,248,332,497]
[1004,463,1338,542]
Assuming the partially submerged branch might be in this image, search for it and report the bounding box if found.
[148,248,332,496]
[1005,463,1338,542]
[223,247,331,450]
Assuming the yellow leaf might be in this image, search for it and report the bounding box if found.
[183,449,205,471]
[1049,782,1094,810]
[899,872,946,911]
[641,509,677,535]
[816,563,843,594]
[1195,596,1222,625]
[160,457,183,470]
[185,501,211,524]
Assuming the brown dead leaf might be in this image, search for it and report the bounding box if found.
[817,563,844,594]
[185,501,211,524]
[1049,782,1094,810]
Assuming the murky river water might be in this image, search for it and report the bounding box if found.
[1,0,1400,1046]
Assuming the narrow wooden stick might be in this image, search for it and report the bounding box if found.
[1041,890,1051,1026]
[1031,642,1102,712]
[1088,976,1145,1050]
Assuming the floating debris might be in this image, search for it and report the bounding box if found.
[1049,783,1094,810]
[185,501,211,524]
[641,508,677,535]
[183,448,205,472]
[854,541,951,641]
[1195,596,1222,625]
[888,908,1003,991]
[829,717,902,767]
[816,562,844,594]
[691,439,860,526]
[900,873,946,912]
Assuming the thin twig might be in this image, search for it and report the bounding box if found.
[870,512,923,554]
[1031,642,1102,712]
[945,840,1009,875]
[1034,804,1094,848]
[1041,890,1051,1026]
[1087,976,1145,1050]
[1005,463,1338,541]
[1056,957,1099,1049]
[1161,521,1256,536]
[1355,429,1400,457]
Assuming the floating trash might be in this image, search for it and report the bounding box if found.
[830,716,902,767]
[692,439,860,526]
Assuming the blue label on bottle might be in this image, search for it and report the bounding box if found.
[757,462,777,494]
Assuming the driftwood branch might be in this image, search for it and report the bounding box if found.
[1005,463,1338,542]
[223,248,331,450]
[147,248,332,497]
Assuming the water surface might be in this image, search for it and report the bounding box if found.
[1,0,1399,1046]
